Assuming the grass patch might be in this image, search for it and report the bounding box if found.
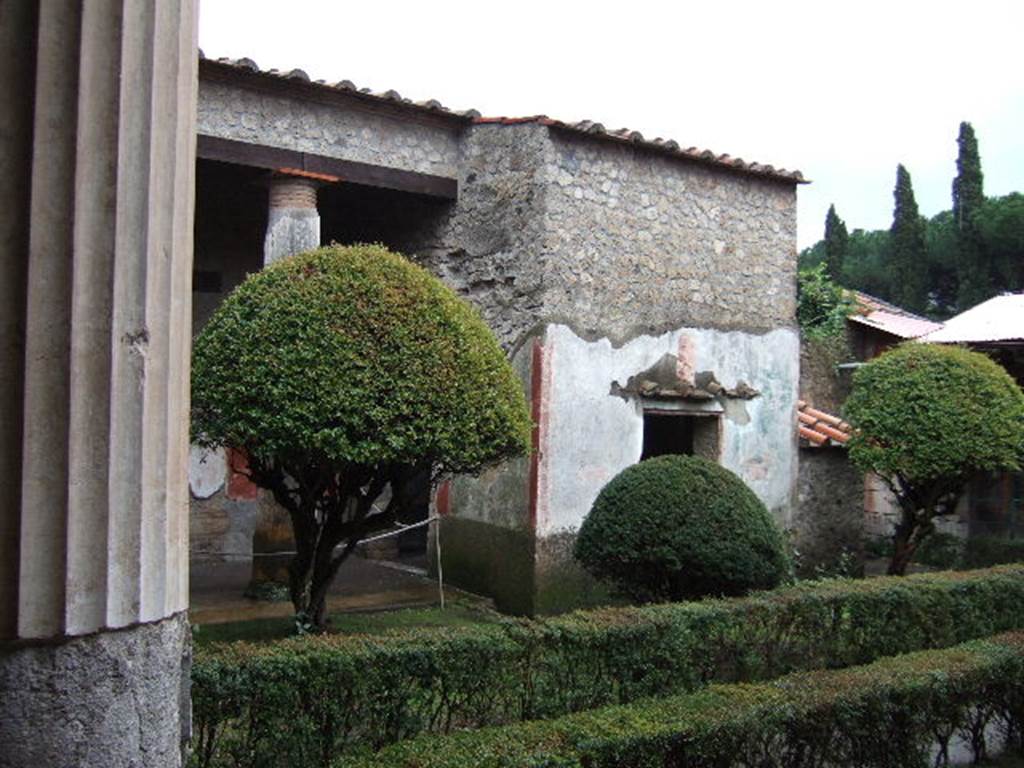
[192,603,500,646]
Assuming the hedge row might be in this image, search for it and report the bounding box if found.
[868,533,1024,570]
[191,566,1024,767]
[351,631,1024,768]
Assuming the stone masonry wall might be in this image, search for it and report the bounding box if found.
[541,130,797,341]
[410,123,551,350]
[198,79,461,178]
[794,447,864,575]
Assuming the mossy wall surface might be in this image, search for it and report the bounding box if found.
[437,517,536,615]
[534,532,616,614]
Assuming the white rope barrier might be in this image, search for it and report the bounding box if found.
[193,514,448,608]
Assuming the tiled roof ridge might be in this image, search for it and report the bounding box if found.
[475,116,805,183]
[797,399,852,447]
[199,52,806,185]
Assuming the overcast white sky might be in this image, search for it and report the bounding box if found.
[200,0,1024,250]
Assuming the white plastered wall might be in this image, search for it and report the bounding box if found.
[536,323,799,537]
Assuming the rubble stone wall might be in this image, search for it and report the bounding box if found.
[198,79,462,178]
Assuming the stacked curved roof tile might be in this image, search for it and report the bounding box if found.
[199,52,806,185]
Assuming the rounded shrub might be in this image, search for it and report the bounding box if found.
[574,455,790,602]
[191,244,532,627]
[192,243,532,474]
[844,343,1024,484]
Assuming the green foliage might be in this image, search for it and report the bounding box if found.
[845,343,1024,574]
[843,228,893,298]
[925,210,961,314]
[573,456,790,602]
[866,535,1024,571]
[824,203,849,281]
[954,121,991,309]
[799,124,1021,316]
[845,344,1023,483]
[890,164,930,312]
[191,244,531,626]
[797,263,856,341]
[978,192,1024,292]
[191,565,1024,766]
[192,244,531,474]
[352,632,1024,768]
[960,537,1024,569]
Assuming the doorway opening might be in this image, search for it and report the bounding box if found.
[641,410,720,462]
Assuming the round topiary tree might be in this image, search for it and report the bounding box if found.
[191,244,532,630]
[573,455,790,602]
[844,343,1024,575]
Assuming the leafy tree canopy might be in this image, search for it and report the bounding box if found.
[192,244,532,474]
[824,204,849,282]
[191,244,532,628]
[889,164,929,313]
[844,343,1024,574]
[797,263,855,341]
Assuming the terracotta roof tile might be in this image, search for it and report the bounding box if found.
[797,400,851,447]
[198,53,806,185]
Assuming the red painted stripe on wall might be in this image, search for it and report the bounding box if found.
[528,338,544,532]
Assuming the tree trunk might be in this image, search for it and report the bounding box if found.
[888,528,918,576]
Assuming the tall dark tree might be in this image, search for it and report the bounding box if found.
[823,204,849,282]
[953,121,989,309]
[889,164,929,312]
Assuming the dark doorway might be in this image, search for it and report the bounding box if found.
[641,410,721,463]
[641,412,695,460]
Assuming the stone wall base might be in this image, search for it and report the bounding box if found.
[0,613,190,768]
[436,518,613,616]
[794,447,865,576]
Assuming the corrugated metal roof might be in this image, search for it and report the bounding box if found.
[922,293,1024,344]
[797,400,851,447]
[199,53,806,185]
[847,291,944,339]
[847,310,943,340]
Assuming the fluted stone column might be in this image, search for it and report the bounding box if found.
[0,2,198,766]
[263,173,321,264]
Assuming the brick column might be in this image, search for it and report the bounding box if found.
[263,173,322,265]
[251,171,331,586]
[0,2,197,765]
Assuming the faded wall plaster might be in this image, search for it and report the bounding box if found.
[538,323,799,537]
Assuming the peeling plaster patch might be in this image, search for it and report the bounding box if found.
[676,334,696,385]
[189,445,226,499]
[722,397,751,425]
[743,455,770,482]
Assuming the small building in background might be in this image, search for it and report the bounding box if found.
[188,54,806,615]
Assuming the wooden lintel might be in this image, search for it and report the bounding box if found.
[196,134,458,200]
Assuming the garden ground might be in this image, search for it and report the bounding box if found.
[189,552,496,644]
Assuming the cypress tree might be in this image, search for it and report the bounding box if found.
[823,204,849,282]
[889,164,929,312]
[953,121,989,308]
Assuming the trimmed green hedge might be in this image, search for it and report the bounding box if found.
[574,455,790,601]
[963,537,1024,569]
[191,566,1024,767]
[351,632,1024,768]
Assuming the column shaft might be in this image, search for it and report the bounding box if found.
[0,0,197,640]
